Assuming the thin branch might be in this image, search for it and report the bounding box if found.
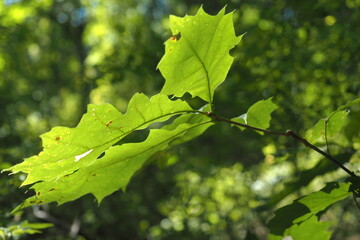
[203,112,356,178]
[284,130,355,177]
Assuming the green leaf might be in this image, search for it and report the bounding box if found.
[306,98,359,143]
[158,6,242,104]
[5,93,212,209]
[284,216,332,240]
[6,93,192,186]
[306,111,349,143]
[295,182,352,222]
[231,97,278,134]
[1,221,53,239]
[268,182,351,239]
[269,216,332,240]
[326,110,349,137]
[12,115,212,211]
[330,98,360,116]
[306,118,326,143]
[20,221,54,230]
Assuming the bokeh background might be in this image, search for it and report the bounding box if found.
[1,0,359,239]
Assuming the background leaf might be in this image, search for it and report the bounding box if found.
[306,98,359,143]
[0,221,53,239]
[158,7,242,103]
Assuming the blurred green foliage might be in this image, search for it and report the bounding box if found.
[0,221,53,240]
[0,0,359,239]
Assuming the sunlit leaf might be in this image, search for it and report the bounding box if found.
[158,7,242,103]
[5,93,205,209]
[231,97,278,134]
[7,93,193,184]
[12,115,212,211]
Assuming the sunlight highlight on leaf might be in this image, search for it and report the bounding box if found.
[158,7,242,104]
[11,115,212,211]
[75,149,93,162]
[231,97,278,134]
[5,93,200,209]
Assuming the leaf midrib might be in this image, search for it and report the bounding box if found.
[22,110,201,172]
[93,118,213,173]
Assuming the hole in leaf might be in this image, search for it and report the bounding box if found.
[63,169,78,177]
[180,92,207,109]
[97,152,105,159]
[171,33,181,41]
[115,129,150,146]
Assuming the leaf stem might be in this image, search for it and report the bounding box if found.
[203,112,356,177]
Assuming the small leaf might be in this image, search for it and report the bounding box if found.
[305,111,349,144]
[231,97,278,134]
[306,97,359,143]
[158,6,242,103]
[231,114,247,131]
